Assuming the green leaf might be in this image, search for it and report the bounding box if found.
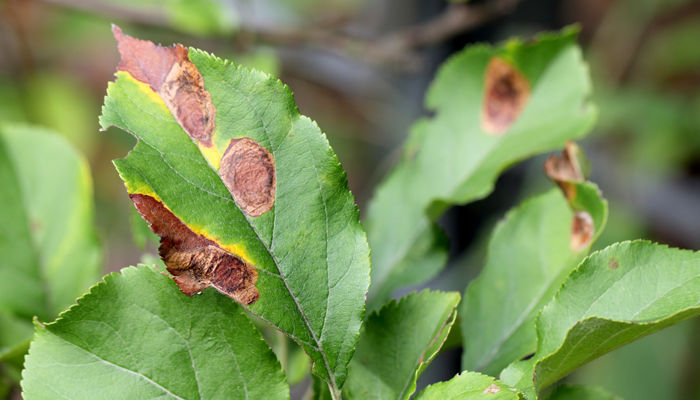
[0,124,101,321]
[414,371,523,400]
[21,266,288,400]
[312,374,333,400]
[74,0,238,36]
[167,0,239,36]
[285,342,311,386]
[571,319,694,400]
[0,309,32,383]
[365,27,597,310]
[99,29,369,392]
[0,311,32,362]
[266,330,311,386]
[501,241,700,398]
[545,385,620,400]
[24,73,98,157]
[345,290,460,400]
[461,182,607,375]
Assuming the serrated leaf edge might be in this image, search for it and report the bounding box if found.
[525,240,700,392]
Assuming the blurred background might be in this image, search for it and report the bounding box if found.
[1,0,698,398]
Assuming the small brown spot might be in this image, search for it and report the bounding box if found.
[30,219,42,233]
[571,211,594,251]
[112,25,216,146]
[130,193,259,305]
[219,138,276,217]
[483,384,501,394]
[544,141,585,201]
[481,57,531,135]
[608,257,619,270]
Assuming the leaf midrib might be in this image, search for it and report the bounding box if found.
[204,72,340,388]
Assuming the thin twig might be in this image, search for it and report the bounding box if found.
[39,0,168,25]
[616,0,700,83]
[364,0,521,64]
[35,0,522,67]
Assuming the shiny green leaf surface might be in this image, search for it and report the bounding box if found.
[21,266,288,400]
[501,242,700,398]
[345,290,460,399]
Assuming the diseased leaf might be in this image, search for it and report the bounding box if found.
[345,290,460,400]
[0,125,101,348]
[545,385,621,400]
[481,57,531,135]
[99,28,370,391]
[21,266,288,400]
[543,142,598,251]
[414,371,523,400]
[501,241,700,398]
[461,179,607,376]
[365,28,597,310]
[461,145,607,377]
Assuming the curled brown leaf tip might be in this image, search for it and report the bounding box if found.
[112,25,216,146]
[481,57,531,135]
[571,210,594,251]
[220,138,276,217]
[545,142,595,251]
[130,193,259,305]
[544,141,585,201]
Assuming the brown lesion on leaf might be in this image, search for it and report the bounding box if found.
[481,57,531,135]
[571,210,594,251]
[608,257,619,270]
[112,25,216,146]
[544,141,585,201]
[130,193,259,305]
[219,137,276,217]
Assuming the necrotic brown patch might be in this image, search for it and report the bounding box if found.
[112,25,216,146]
[544,141,585,201]
[219,138,276,217]
[481,57,531,135]
[571,211,594,251]
[608,257,619,270]
[130,193,259,305]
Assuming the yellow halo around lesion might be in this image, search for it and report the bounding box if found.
[128,185,255,266]
[116,71,169,113]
